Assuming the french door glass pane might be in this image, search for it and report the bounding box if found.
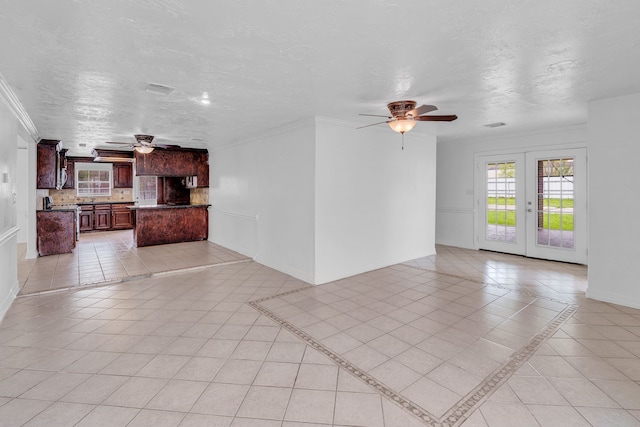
[486,161,516,243]
[537,158,574,249]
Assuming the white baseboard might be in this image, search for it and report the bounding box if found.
[254,256,314,285]
[586,288,640,310]
[0,279,19,323]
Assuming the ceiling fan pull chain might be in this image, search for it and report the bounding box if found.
[402,133,404,150]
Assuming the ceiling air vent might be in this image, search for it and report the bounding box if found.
[144,83,175,96]
[484,122,506,128]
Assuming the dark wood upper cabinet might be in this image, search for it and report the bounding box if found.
[113,163,133,188]
[135,148,208,186]
[36,139,60,189]
[195,150,209,187]
[135,148,198,176]
[62,158,74,189]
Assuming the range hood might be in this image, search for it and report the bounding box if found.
[92,148,134,162]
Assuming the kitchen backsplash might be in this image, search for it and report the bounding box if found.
[47,187,209,205]
[190,187,209,205]
[49,188,134,204]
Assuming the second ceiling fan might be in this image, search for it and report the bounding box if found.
[105,134,181,154]
[359,100,457,134]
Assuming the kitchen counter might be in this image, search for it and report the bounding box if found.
[37,207,78,212]
[77,201,134,205]
[128,204,210,210]
[132,204,210,247]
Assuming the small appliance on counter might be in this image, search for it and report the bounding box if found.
[43,196,53,210]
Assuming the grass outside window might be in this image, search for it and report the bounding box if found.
[487,210,574,231]
[487,197,574,208]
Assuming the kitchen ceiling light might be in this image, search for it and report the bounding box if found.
[134,145,154,154]
[388,118,417,134]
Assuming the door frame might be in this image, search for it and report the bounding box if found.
[474,144,588,265]
[477,153,526,255]
[524,148,588,264]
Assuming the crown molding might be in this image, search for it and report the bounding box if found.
[441,123,587,145]
[0,73,40,143]
[212,116,316,152]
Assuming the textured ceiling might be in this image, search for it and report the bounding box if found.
[1,0,639,155]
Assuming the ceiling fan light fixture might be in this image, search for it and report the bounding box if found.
[200,91,210,105]
[388,118,417,134]
[134,145,154,154]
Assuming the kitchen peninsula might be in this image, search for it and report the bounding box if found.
[129,204,210,247]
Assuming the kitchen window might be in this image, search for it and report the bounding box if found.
[76,163,112,196]
[136,175,158,205]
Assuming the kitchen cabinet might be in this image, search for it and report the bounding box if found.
[62,158,74,189]
[36,139,60,189]
[37,210,76,256]
[113,163,133,188]
[112,203,135,229]
[79,206,94,232]
[94,204,112,230]
[79,203,134,232]
[36,140,69,189]
[135,148,209,187]
[195,150,209,187]
[131,205,208,247]
[135,149,197,176]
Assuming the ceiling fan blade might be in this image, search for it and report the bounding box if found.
[414,114,458,122]
[407,104,438,117]
[105,141,132,145]
[359,113,392,118]
[134,134,154,144]
[356,120,390,129]
[154,144,182,149]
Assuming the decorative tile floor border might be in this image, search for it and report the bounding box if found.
[248,268,578,427]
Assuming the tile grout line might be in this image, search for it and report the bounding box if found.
[247,267,579,427]
[447,303,577,427]
[16,258,254,298]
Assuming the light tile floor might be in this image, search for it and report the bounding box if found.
[3,243,640,426]
[18,230,251,295]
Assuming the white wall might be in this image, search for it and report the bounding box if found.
[314,118,437,284]
[436,126,587,249]
[211,117,438,285]
[0,97,19,321]
[587,93,640,309]
[16,138,28,243]
[210,119,316,283]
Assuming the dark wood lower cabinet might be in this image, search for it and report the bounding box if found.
[79,203,134,232]
[94,205,112,230]
[112,204,135,229]
[132,205,208,247]
[79,208,94,232]
[37,210,76,256]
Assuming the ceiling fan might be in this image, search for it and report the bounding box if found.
[358,100,458,134]
[105,134,181,154]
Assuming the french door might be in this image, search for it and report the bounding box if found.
[477,148,587,264]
